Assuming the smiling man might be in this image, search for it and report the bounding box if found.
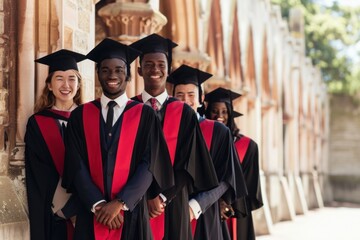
[131,34,219,240]
[62,38,174,240]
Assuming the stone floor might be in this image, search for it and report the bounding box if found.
[0,176,29,240]
[257,202,360,240]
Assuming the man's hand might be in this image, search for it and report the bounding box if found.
[147,195,165,218]
[95,200,124,228]
[109,213,124,230]
[219,198,234,221]
[189,206,195,222]
[94,201,107,212]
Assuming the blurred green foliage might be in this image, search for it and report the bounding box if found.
[271,0,360,97]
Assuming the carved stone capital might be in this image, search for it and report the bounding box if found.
[172,51,211,71]
[98,2,167,38]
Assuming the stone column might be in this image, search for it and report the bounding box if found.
[11,0,36,173]
[0,0,10,175]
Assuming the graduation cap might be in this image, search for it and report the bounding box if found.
[204,87,241,103]
[232,110,243,118]
[86,38,141,76]
[130,33,178,74]
[168,64,212,103]
[205,87,243,117]
[35,49,86,74]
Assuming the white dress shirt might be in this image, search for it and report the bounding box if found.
[100,92,129,126]
[141,90,168,110]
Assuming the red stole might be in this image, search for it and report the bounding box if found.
[83,100,142,240]
[234,136,251,164]
[35,115,66,175]
[190,119,215,236]
[35,114,74,239]
[199,119,214,150]
[150,101,183,240]
[227,136,251,238]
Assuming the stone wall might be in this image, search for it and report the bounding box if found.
[329,94,360,203]
[0,0,9,175]
[0,1,30,238]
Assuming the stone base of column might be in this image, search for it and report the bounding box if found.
[279,176,296,220]
[265,173,295,224]
[294,175,309,214]
[254,171,273,236]
[313,171,324,208]
[301,172,324,209]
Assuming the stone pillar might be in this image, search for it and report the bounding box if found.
[11,0,36,174]
[0,0,9,175]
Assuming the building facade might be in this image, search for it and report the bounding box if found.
[0,0,329,238]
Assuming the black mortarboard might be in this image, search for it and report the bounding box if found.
[204,87,241,104]
[232,110,243,118]
[86,38,141,76]
[168,64,212,103]
[35,49,86,74]
[130,33,178,74]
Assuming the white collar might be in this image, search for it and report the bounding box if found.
[141,90,168,105]
[100,92,128,109]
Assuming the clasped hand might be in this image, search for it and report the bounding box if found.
[219,198,234,221]
[94,200,124,230]
[147,195,166,218]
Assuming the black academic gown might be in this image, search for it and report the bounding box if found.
[62,100,174,240]
[132,96,219,240]
[25,109,78,240]
[224,134,263,240]
[192,118,247,240]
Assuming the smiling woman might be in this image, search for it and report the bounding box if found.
[25,49,86,240]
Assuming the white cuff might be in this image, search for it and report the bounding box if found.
[91,200,106,213]
[189,199,202,219]
[159,193,167,203]
[117,199,129,211]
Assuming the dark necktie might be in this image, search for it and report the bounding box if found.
[150,98,158,111]
[61,122,66,139]
[105,101,117,136]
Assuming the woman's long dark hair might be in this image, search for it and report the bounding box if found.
[205,101,240,139]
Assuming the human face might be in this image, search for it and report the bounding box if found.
[174,84,200,112]
[48,70,79,106]
[138,52,168,92]
[98,58,128,99]
[209,102,229,125]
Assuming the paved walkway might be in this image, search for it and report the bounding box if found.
[257,202,360,240]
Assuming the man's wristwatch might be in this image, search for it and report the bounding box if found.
[117,199,129,211]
